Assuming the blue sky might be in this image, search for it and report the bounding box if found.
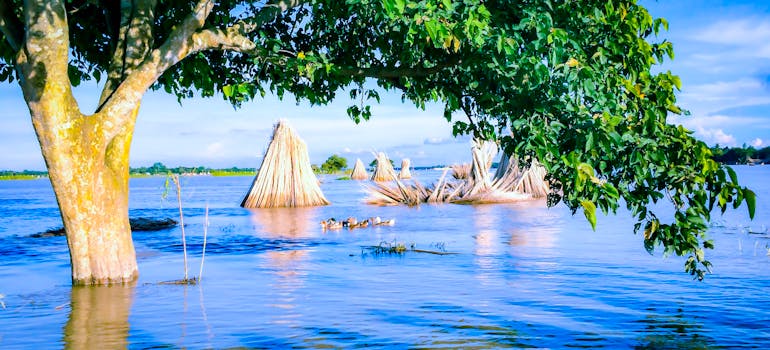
[1,0,769,171]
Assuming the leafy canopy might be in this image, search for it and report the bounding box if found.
[0,0,754,278]
[321,154,348,173]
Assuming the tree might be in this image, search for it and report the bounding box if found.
[0,0,753,284]
[321,154,347,173]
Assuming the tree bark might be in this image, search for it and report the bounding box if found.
[15,0,139,285]
[9,0,302,285]
[34,106,139,285]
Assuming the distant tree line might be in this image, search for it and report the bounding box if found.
[1,162,257,177]
[711,145,770,165]
[0,169,47,176]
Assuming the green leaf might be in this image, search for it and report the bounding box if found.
[745,189,756,219]
[581,200,597,230]
[222,85,234,97]
[603,183,619,199]
[726,166,738,184]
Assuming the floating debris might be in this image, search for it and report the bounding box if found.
[32,217,179,237]
[157,277,198,285]
[362,241,458,256]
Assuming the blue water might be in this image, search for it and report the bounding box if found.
[0,167,768,348]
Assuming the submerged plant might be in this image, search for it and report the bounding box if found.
[159,175,209,285]
[362,241,457,256]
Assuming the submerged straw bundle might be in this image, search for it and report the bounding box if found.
[350,158,368,180]
[241,120,330,208]
[370,152,397,182]
[451,163,471,179]
[399,158,412,179]
[365,139,549,206]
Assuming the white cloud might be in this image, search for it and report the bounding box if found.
[751,138,764,147]
[694,127,736,146]
[694,18,770,45]
[668,113,763,130]
[693,18,770,58]
[204,142,225,157]
[679,78,770,112]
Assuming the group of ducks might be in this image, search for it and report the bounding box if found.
[321,216,395,230]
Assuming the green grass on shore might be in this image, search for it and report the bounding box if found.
[209,170,256,176]
[0,174,45,180]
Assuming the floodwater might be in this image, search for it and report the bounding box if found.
[0,167,768,348]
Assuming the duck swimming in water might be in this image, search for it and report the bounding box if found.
[321,218,343,230]
[322,216,394,230]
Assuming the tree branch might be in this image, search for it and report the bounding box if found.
[98,0,309,139]
[97,0,214,138]
[17,0,74,104]
[0,0,24,52]
[98,0,157,108]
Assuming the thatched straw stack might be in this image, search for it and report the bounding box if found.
[399,158,412,179]
[350,158,368,180]
[365,139,549,206]
[241,120,330,208]
[371,152,397,182]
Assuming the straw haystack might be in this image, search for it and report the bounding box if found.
[399,159,412,179]
[350,158,368,180]
[366,139,549,206]
[241,120,329,208]
[371,152,397,182]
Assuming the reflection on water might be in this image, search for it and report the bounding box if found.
[248,207,320,238]
[64,284,134,349]
[250,207,316,327]
[472,205,501,287]
[506,202,560,251]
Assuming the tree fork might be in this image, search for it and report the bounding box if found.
[41,108,139,285]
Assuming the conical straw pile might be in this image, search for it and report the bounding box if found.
[350,158,368,180]
[370,152,397,182]
[241,120,330,208]
[399,158,412,179]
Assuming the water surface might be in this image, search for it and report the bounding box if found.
[1,167,768,348]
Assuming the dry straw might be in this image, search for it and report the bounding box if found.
[241,120,329,208]
[366,139,549,205]
[451,163,471,179]
[399,158,412,179]
[370,152,397,182]
[350,158,368,180]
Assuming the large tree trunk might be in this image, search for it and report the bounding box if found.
[13,0,140,285]
[32,106,139,285]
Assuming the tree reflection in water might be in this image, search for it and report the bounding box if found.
[63,284,134,349]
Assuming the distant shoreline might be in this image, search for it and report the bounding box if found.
[1,163,765,181]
